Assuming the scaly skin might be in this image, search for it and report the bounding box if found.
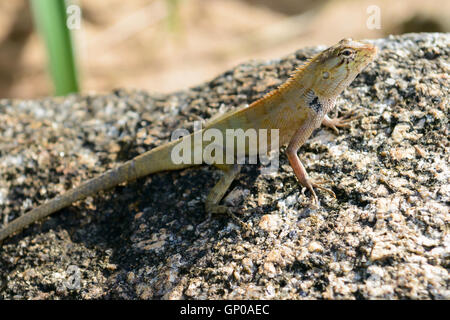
[0,39,377,242]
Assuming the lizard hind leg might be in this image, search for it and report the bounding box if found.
[205,163,253,233]
[205,163,241,215]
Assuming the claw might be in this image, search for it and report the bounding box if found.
[310,178,332,185]
[304,184,319,205]
[324,111,361,134]
[311,181,336,199]
[302,178,336,204]
[206,204,254,234]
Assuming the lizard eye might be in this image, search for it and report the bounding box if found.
[341,49,353,57]
[322,71,329,79]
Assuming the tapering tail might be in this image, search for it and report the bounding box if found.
[0,136,195,242]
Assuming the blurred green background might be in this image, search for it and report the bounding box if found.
[30,0,79,95]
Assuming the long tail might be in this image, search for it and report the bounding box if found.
[0,136,195,242]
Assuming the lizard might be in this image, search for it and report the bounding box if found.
[0,38,377,242]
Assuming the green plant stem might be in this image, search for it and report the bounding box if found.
[31,0,79,96]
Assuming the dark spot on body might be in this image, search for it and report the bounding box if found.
[309,95,322,113]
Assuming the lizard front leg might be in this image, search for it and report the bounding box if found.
[286,123,336,204]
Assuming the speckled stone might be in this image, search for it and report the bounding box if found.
[0,33,448,299]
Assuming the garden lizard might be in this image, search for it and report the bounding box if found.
[0,39,377,242]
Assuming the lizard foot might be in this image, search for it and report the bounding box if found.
[206,204,253,235]
[206,203,231,215]
[301,178,336,205]
[324,111,361,134]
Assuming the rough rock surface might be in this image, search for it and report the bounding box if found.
[0,33,448,299]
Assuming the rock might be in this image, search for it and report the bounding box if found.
[258,214,283,232]
[0,33,448,300]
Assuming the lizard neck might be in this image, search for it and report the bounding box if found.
[287,63,337,113]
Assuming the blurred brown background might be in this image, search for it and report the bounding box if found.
[0,0,448,99]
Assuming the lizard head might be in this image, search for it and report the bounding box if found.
[308,38,377,97]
